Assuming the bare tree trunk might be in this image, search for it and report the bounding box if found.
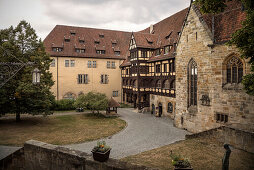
[16,112,21,122]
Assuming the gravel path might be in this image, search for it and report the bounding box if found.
[65,108,190,159]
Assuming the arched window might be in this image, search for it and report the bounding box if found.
[170,80,175,89]
[133,80,137,88]
[188,59,197,107]
[226,56,243,84]
[162,80,170,89]
[167,102,173,113]
[63,92,75,99]
[156,80,161,88]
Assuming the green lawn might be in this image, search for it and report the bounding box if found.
[0,113,126,146]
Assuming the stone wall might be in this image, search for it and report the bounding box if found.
[1,140,158,170]
[185,126,254,153]
[0,148,25,170]
[175,4,254,133]
[150,94,176,119]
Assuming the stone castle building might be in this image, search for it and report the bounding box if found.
[44,0,254,132]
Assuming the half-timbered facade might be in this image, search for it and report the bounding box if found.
[120,9,188,117]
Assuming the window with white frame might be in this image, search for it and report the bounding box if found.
[65,60,69,67]
[101,74,108,84]
[111,61,116,69]
[113,91,118,97]
[77,74,88,84]
[93,61,97,68]
[87,61,92,68]
[70,60,75,67]
[107,61,111,68]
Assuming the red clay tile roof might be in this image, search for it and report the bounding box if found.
[196,0,246,43]
[44,25,131,60]
[108,97,120,107]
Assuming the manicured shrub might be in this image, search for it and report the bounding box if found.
[52,99,75,111]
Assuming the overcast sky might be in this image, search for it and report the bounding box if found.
[0,0,190,40]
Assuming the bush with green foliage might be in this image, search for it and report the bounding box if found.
[92,141,111,153]
[52,99,75,111]
[74,92,108,114]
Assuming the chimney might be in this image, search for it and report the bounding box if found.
[150,24,154,34]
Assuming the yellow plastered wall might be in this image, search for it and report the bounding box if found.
[49,57,123,102]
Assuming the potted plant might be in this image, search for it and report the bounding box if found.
[170,151,192,170]
[91,141,111,162]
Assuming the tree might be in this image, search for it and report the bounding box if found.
[0,20,55,121]
[194,0,254,95]
[74,92,108,114]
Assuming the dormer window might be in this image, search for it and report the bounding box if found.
[164,46,170,54]
[70,30,76,36]
[79,40,85,43]
[96,50,105,54]
[75,48,85,53]
[64,36,70,42]
[114,51,120,56]
[146,37,153,44]
[94,39,100,44]
[99,33,104,38]
[155,49,161,56]
[52,47,63,52]
[165,31,172,39]
[111,40,117,46]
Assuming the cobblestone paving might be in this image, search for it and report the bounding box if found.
[65,108,190,159]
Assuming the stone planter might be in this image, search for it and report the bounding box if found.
[92,149,111,162]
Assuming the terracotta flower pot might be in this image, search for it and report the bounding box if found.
[92,149,111,162]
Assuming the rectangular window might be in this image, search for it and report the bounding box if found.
[51,59,55,67]
[79,40,85,43]
[96,50,105,54]
[113,91,118,97]
[126,69,129,75]
[164,64,167,72]
[75,49,80,53]
[78,74,88,84]
[70,60,75,67]
[52,47,63,52]
[111,61,116,69]
[141,50,147,58]
[64,39,70,42]
[216,113,228,123]
[101,74,108,84]
[155,49,161,56]
[107,61,111,68]
[87,61,92,68]
[164,46,170,54]
[65,60,69,67]
[93,61,96,68]
[156,64,161,73]
[114,51,120,56]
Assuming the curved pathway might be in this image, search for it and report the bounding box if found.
[65,108,190,159]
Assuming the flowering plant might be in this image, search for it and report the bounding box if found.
[92,141,111,153]
[170,151,191,168]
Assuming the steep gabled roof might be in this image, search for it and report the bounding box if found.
[195,0,246,43]
[44,25,131,60]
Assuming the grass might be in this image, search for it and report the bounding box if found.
[0,113,126,146]
[121,137,254,170]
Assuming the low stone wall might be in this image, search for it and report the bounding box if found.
[3,140,157,170]
[185,126,254,153]
[0,148,25,170]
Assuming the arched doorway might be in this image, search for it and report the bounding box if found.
[158,103,162,117]
[151,104,155,114]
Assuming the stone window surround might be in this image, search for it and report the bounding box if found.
[222,53,246,90]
